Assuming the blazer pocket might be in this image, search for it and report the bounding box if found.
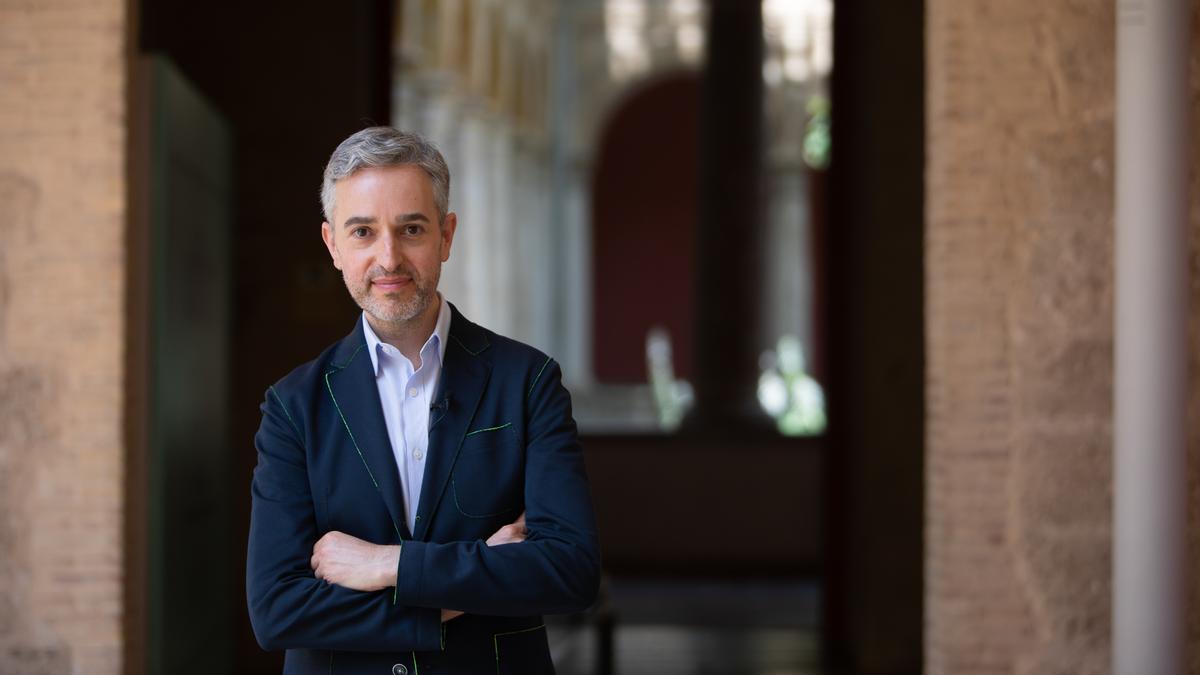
[451,425,522,519]
[459,421,516,454]
[450,478,521,519]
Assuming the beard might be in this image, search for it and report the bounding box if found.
[346,263,441,327]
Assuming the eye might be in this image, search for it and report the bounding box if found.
[404,224,424,236]
[351,227,371,238]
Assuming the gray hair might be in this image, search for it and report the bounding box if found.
[320,127,451,224]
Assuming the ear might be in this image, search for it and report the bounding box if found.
[439,212,457,263]
[321,221,342,270]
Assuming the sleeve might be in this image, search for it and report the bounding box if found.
[245,386,442,652]
[394,359,602,616]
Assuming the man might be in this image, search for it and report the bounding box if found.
[247,127,600,674]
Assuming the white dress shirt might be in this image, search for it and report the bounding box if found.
[362,295,452,534]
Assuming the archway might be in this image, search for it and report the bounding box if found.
[590,71,701,384]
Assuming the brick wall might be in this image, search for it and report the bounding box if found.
[0,0,127,672]
[1188,6,1200,671]
[927,1,1200,672]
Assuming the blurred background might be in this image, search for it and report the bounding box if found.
[3,0,1199,673]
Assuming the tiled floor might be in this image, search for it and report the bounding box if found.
[548,577,820,675]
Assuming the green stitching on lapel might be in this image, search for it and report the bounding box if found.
[527,356,552,398]
[324,370,382,492]
[411,651,420,674]
[269,385,302,437]
[331,342,366,370]
[465,422,511,437]
[492,624,546,675]
[323,348,405,605]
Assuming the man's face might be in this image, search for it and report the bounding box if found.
[321,165,456,328]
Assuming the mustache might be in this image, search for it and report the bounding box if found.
[367,266,416,280]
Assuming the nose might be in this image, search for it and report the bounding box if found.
[377,229,402,270]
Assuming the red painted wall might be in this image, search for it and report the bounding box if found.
[591,72,701,383]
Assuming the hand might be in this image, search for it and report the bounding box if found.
[486,512,527,547]
[441,513,528,622]
[310,531,399,592]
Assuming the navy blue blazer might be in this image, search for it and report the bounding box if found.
[247,304,600,674]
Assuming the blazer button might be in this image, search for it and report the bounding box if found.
[392,664,408,675]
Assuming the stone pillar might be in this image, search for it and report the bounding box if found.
[684,0,769,431]
[926,1,1122,671]
[1113,0,1191,671]
[0,0,128,672]
[764,162,815,365]
[548,0,592,385]
[448,106,493,323]
[487,126,515,334]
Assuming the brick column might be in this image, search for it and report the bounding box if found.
[0,0,128,672]
[926,2,1117,671]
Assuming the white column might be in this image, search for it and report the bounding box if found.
[549,0,592,384]
[764,162,814,358]
[487,127,515,336]
[450,107,494,323]
[561,168,593,387]
[526,150,555,354]
[1113,1,1190,673]
[509,139,539,347]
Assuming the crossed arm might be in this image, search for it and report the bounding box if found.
[309,514,529,622]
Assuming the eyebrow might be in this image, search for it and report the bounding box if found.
[341,213,431,229]
[342,216,376,229]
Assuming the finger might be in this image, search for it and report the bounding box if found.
[514,512,526,526]
[311,553,318,570]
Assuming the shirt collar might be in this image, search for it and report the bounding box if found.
[362,293,452,377]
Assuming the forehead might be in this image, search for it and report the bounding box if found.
[334,165,436,217]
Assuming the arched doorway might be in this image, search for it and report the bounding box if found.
[590,71,701,384]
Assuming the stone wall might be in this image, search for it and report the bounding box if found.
[0,0,127,672]
[1188,6,1200,671]
[927,0,1200,672]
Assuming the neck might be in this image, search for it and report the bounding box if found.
[366,295,441,368]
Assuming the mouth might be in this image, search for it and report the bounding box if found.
[370,276,412,292]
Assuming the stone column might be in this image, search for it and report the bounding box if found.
[447,104,494,322]
[0,0,129,672]
[926,1,1125,672]
[683,0,770,432]
[1113,0,1191,671]
[764,161,815,366]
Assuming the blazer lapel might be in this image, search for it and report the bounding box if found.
[323,323,412,541]
[412,304,491,541]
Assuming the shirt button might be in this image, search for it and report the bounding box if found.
[392,664,408,675]
[408,387,418,398]
[413,449,424,461]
